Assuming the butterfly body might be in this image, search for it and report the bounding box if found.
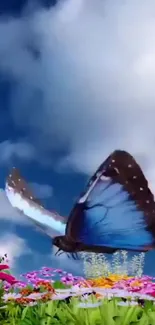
[53,236,78,253]
[53,235,117,254]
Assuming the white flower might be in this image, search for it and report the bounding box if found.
[26,301,38,306]
[55,289,71,294]
[117,301,138,306]
[52,293,71,300]
[77,301,102,308]
[27,292,43,300]
[71,284,80,291]
[136,294,155,301]
[71,286,93,293]
[3,293,22,301]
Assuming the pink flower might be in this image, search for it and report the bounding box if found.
[53,269,63,274]
[0,265,18,285]
[0,272,17,285]
[0,265,9,271]
[41,267,53,272]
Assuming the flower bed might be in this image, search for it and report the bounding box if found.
[0,253,155,324]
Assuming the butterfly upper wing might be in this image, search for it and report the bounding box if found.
[66,150,155,251]
[5,167,66,238]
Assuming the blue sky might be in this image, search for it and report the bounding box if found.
[0,0,155,278]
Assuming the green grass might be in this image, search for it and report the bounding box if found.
[0,296,155,325]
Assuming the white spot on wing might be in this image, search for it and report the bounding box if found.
[79,172,102,203]
[100,175,110,181]
[114,167,119,174]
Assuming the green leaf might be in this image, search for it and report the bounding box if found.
[53,281,71,289]
[40,286,46,293]
[3,270,11,275]
[21,306,30,320]
[120,306,142,325]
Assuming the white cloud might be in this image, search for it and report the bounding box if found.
[0,189,31,225]
[0,140,36,165]
[0,0,155,188]
[29,182,53,199]
[0,233,31,268]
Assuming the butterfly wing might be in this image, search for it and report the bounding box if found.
[66,150,155,251]
[5,168,66,238]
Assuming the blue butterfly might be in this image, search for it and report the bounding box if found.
[5,150,155,258]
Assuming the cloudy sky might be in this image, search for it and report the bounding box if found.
[0,0,155,278]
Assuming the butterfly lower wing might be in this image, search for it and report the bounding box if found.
[78,180,154,250]
[66,150,155,252]
[5,168,66,238]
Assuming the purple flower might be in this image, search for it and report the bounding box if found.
[53,269,63,274]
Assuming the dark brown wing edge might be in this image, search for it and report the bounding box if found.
[7,167,41,205]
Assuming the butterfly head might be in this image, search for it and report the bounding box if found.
[53,236,80,253]
[53,236,65,249]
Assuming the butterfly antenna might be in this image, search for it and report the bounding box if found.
[58,250,65,257]
[55,248,61,256]
[73,253,76,260]
[68,252,80,260]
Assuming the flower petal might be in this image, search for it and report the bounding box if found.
[0,265,9,271]
[77,301,102,308]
